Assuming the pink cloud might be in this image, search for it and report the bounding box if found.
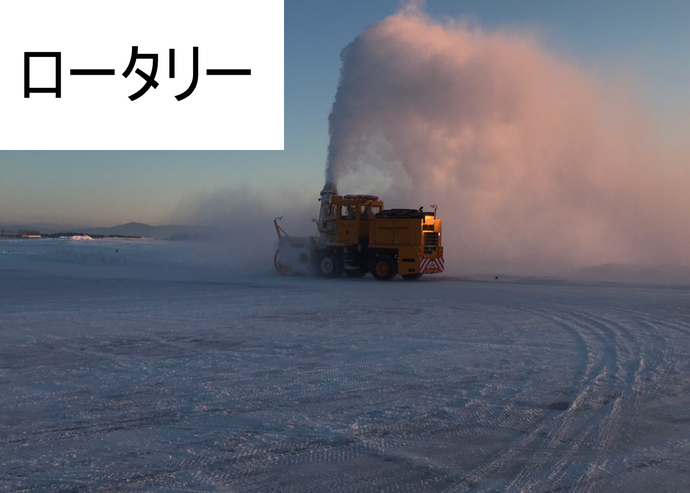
[325,8,690,274]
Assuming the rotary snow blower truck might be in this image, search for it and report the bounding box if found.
[274,186,444,280]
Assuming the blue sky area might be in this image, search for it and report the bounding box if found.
[1,0,689,226]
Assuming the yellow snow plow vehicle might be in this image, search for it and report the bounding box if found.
[274,186,443,280]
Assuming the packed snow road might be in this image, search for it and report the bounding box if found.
[2,242,690,491]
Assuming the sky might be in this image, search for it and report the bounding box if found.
[1,0,689,227]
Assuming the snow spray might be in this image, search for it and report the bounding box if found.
[324,4,690,274]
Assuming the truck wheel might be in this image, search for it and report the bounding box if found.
[402,273,423,280]
[319,251,343,278]
[371,255,396,281]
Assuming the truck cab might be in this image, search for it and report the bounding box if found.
[319,194,384,245]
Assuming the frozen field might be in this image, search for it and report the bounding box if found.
[2,239,690,491]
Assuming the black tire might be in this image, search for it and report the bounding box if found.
[274,250,287,275]
[402,273,423,280]
[318,251,343,278]
[371,255,397,281]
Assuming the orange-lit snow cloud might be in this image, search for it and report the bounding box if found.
[325,6,690,273]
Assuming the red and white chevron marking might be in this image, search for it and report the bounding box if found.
[420,257,445,273]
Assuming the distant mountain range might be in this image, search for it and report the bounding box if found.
[80,222,199,240]
[0,222,202,240]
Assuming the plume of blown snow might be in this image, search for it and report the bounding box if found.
[325,7,690,275]
[169,187,317,275]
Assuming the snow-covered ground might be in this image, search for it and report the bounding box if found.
[2,239,690,491]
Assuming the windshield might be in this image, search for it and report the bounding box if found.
[360,205,381,220]
[340,205,356,220]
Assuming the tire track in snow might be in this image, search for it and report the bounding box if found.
[499,306,618,492]
[435,304,595,491]
[505,303,675,493]
[517,308,643,492]
[443,302,658,492]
